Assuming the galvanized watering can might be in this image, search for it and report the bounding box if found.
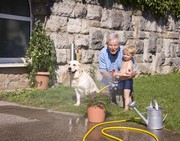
[128,100,168,129]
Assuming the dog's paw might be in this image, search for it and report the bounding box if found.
[74,103,80,106]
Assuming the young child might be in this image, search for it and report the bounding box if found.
[114,44,137,111]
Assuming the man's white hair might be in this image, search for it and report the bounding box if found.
[106,32,121,44]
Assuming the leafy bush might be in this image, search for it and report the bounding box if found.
[117,0,180,18]
[26,21,57,87]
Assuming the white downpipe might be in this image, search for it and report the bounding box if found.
[70,43,76,61]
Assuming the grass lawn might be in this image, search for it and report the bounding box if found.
[0,73,179,133]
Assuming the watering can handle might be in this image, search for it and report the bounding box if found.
[150,100,158,110]
[163,111,168,122]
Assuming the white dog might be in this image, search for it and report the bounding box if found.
[68,60,99,106]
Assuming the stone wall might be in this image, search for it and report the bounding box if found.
[0,68,28,91]
[27,0,180,85]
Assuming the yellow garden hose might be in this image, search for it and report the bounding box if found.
[97,84,110,94]
[102,126,159,141]
[82,118,159,141]
[82,85,159,141]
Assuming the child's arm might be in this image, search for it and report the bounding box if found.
[126,61,133,75]
[128,60,137,78]
[113,72,131,80]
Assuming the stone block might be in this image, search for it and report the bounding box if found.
[165,32,179,39]
[51,0,75,16]
[117,31,127,45]
[90,30,104,50]
[45,16,67,32]
[89,20,101,27]
[50,33,74,49]
[163,58,173,66]
[161,66,173,74]
[151,53,165,73]
[74,34,89,48]
[87,5,102,20]
[111,9,123,29]
[100,9,111,28]
[148,32,157,54]
[145,20,157,31]
[172,58,180,66]
[125,31,134,39]
[163,39,172,57]
[135,40,144,54]
[56,49,68,64]
[72,3,87,18]
[136,63,151,75]
[139,32,149,39]
[135,54,143,63]
[81,19,90,34]
[93,50,100,63]
[80,50,94,63]
[67,19,82,33]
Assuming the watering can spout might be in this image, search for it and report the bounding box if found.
[128,101,148,125]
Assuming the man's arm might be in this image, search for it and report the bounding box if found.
[99,49,110,79]
[100,71,110,79]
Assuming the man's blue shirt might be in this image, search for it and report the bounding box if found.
[99,45,124,86]
[99,45,124,73]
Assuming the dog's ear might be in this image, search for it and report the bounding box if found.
[77,62,84,72]
[77,61,81,67]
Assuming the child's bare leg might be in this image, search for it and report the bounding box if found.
[123,89,131,111]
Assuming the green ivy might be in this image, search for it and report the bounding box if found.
[117,0,180,18]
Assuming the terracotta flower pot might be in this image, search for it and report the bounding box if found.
[35,72,50,90]
[87,106,106,123]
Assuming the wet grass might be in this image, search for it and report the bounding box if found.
[0,73,179,133]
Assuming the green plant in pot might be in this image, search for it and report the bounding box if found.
[83,91,111,109]
[26,21,57,89]
[83,91,111,123]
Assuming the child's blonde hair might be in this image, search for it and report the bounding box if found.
[123,44,136,56]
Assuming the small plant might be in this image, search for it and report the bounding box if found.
[83,91,111,109]
[26,21,57,87]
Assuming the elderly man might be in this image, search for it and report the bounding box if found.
[99,32,136,107]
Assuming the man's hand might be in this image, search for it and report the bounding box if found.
[100,71,111,79]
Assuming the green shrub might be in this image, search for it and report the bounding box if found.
[117,0,180,18]
[26,21,57,87]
